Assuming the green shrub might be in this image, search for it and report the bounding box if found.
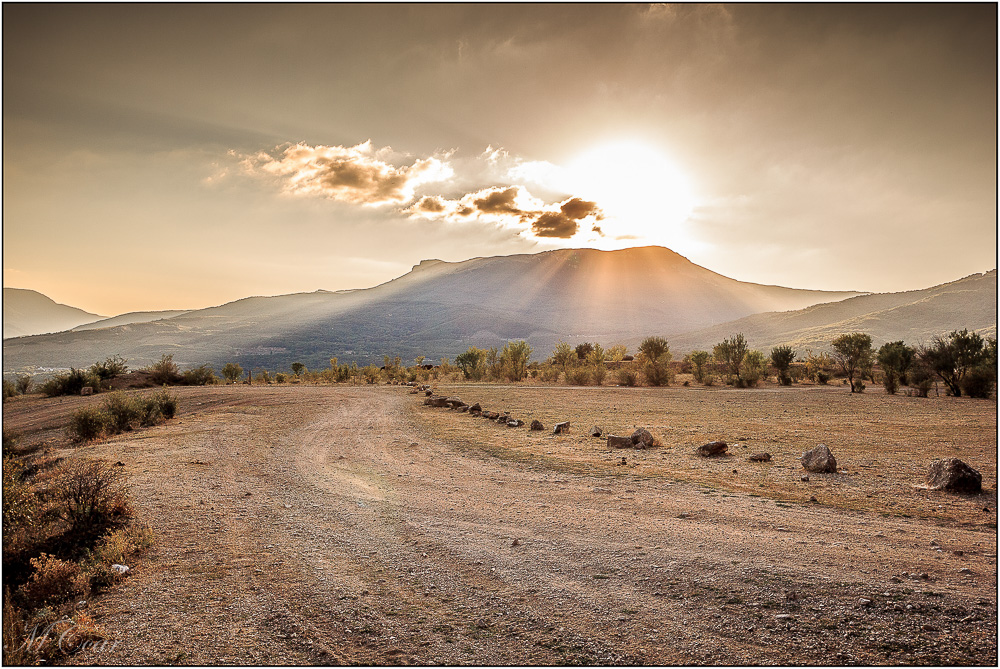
[89,355,128,381]
[883,372,899,395]
[102,392,142,433]
[3,379,16,402]
[221,362,243,383]
[146,354,181,385]
[275,372,287,384]
[69,407,110,442]
[566,368,591,386]
[961,366,995,399]
[182,365,215,386]
[591,365,607,386]
[150,389,177,419]
[616,368,638,387]
[41,369,101,397]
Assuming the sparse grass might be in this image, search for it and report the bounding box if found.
[414,383,997,522]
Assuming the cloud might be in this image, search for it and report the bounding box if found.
[406,185,603,240]
[242,141,452,206]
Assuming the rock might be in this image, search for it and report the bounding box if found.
[801,444,837,473]
[482,411,499,420]
[809,496,819,503]
[926,458,982,493]
[468,402,482,413]
[507,419,524,427]
[424,389,433,396]
[111,564,130,575]
[607,435,633,449]
[529,419,544,431]
[747,452,772,462]
[618,457,627,466]
[444,396,464,408]
[631,428,655,449]
[511,538,520,547]
[959,567,973,575]
[553,422,570,435]
[80,386,93,396]
[696,441,728,457]
[426,396,449,408]
[495,413,510,424]
[456,405,469,413]
[589,426,603,438]
[800,475,810,482]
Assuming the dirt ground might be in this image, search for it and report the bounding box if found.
[2,383,996,665]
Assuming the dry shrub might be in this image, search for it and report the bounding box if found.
[615,368,638,387]
[3,588,32,666]
[49,460,132,535]
[102,392,142,433]
[92,524,153,566]
[69,407,110,442]
[566,368,591,386]
[18,554,89,610]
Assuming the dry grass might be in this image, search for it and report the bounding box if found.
[415,382,997,524]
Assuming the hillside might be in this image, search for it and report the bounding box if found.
[2,247,862,373]
[669,270,997,353]
[2,288,105,339]
[71,310,191,332]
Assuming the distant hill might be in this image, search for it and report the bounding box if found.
[2,288,106,339]
[669,270,997,353]
[2,247,862,373]
[71,310,191,332]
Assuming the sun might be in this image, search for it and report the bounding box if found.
[562,139,698,246]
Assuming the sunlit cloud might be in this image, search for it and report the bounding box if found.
[406,185,603,241]
[240,141,453,206]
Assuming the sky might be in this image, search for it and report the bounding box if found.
[3,3,996,316]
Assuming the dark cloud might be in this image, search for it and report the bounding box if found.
[413,195,446,213]
[559,197,601,220]
[473,186,523,216]
[532,211,579,238]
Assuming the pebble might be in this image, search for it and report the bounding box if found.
[959,568,973,575]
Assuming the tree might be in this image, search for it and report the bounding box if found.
[607,344,628,363]
[574,342,595,361]
[683,350,711,384]
[586,343,607,385]
[291,362,306,377]
[455,347,487,381]
[15,374,32,395]
[714,334,749,386]
[638,336,672,386]
[552,341,575,376]
[877,341,914,395]
[147,354,181,385]
[414,355,425,367]
[90,355,128,381]
[920,329,990,397]
[742,350,768,387]
[500,340,533,382]
[770,346,796,386]
[832,333,873,393]
[222,362,244,383]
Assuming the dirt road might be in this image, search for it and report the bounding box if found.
[16,384,994,665]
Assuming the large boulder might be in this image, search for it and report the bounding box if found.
[445,397,464,408]
[482,411,499,420]
[607,435,633,449]
[631,428,655,449]
[553,422,570,435]
[926,458,982,493]
[468,403,482,413]
[696,441,728,457]
[801,444,837,473]
[529,420,544,431]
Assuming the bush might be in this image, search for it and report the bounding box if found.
[15,375,33,395]
[616,368,638,387]
[275,372,287,384]
[49,460,132,535]
[816,371,830,385]
[41,369,101,397]
[90,524,154,568]
[221,362,243,383]
[3,379,16,402]
[18,553,90,610]
[89,355,128,382]
[3,456,37,529]
[150,390,177,419]
[182,365,216,386]
[883,372,899,395]
[591,365,607,386]
[69,407,110,442]
[566,368,591,386]
[146,354,181,385]
[961,366,995,399]
[102,392,143,433]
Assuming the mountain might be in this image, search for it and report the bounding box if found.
[2,288,106,339]
[2,247,862,373]
[71,310,191,332]
[669,270,997,353]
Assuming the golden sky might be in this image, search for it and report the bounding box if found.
[3,3,996,315]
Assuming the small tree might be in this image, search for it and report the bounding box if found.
[552,341,575,376]
[147,354,181,385]
[291,362,306,377]
[638,336,673,386]
[15,375,32,395]
[222,362,244,383]
[770,346,796,386]
[574,342,595,361]
[920,329,989,397]
[714,334,749,386]
[500,340,533,382]
[685,350,711,384]
[90,355,128,381]
[832,333,873,393]
[414,355,425,367]
[606,344,628,363]
[877,341,914,395]
[742,350,768,387]
[455,347,487,381]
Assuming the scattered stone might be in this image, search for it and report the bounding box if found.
[468,402,482,413]
[111,564,130,575]
[511,538,520,547]
[80,386,93,396]
[774,614,794,621]
[800,475,810,482]
[424,389,433,396]
[444,396,464,408]
[696,441,728,457]
[677,512,690,519]
[482,411,499,420]
[607,435,633,449]
[507,419,524,427]
[457,405,469,413]
[529,419,544,431]
[631,428,655,449]
[809,496,819,503]
[747,452,772,462]
[919,572,930,580]
[425,396,449,408]
[618,457,627,466]
[114,461,125,467]
[959,568,973,575]
[553,422,570,435]
[926,458,982,493]
[589,426,603,438]
[859,598,872,607]
[801,444,837,473]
